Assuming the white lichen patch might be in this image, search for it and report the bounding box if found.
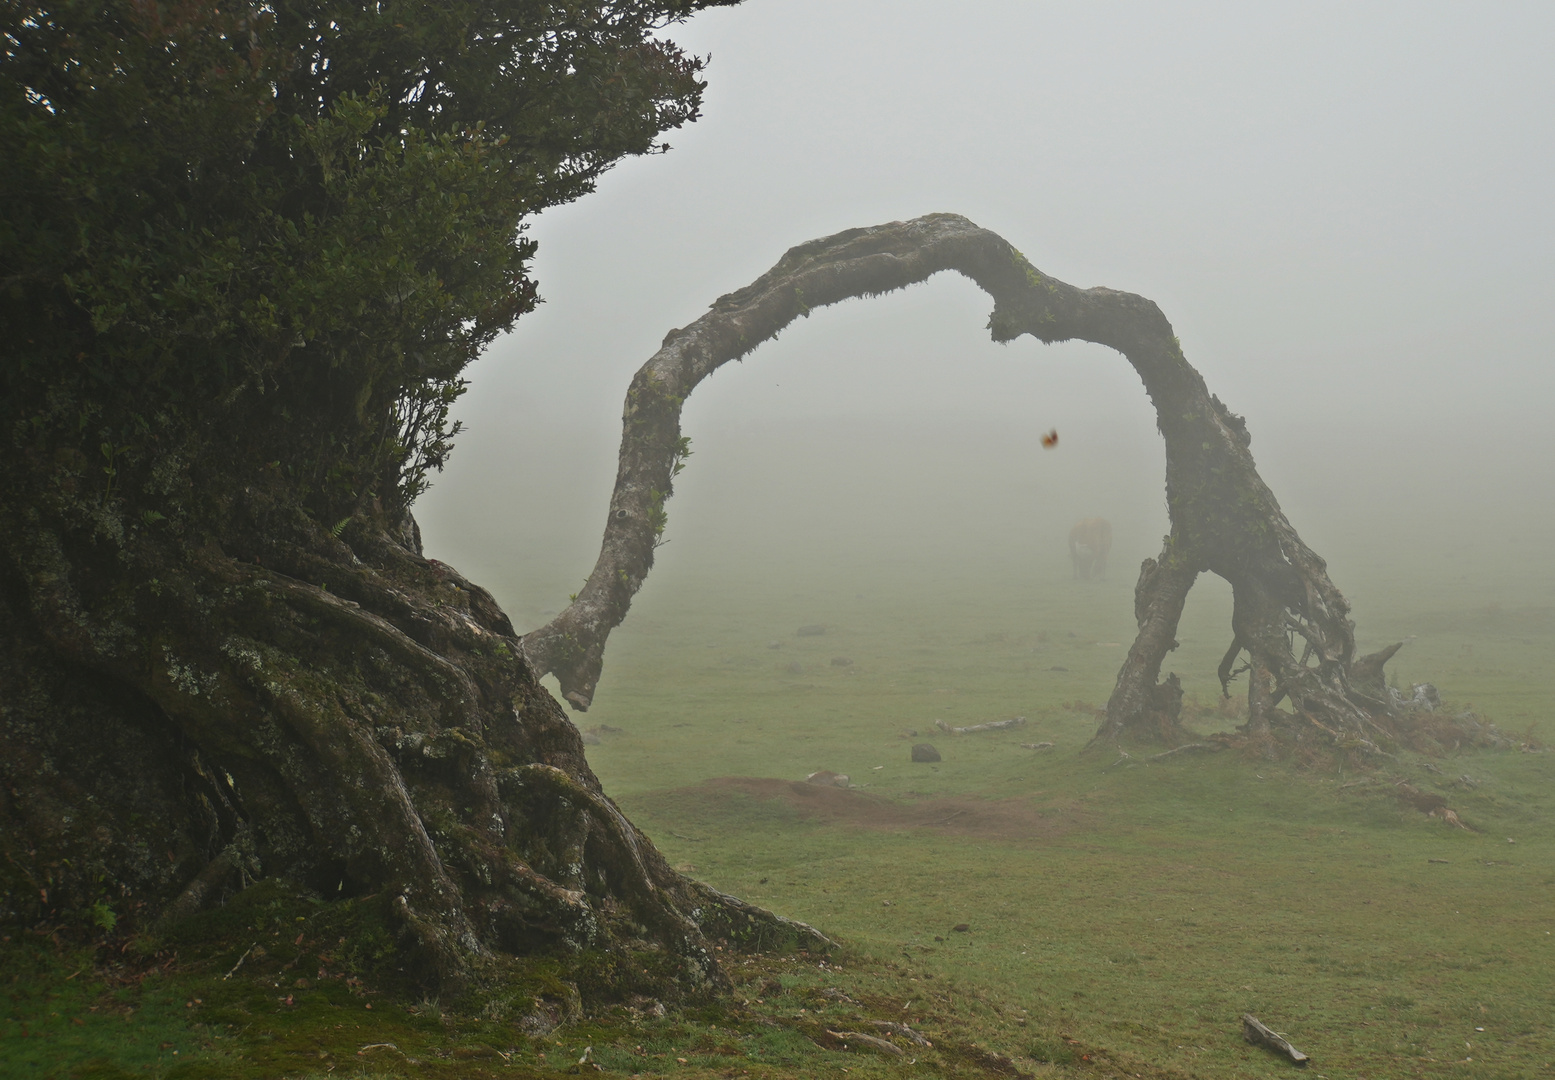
[219,638,265,671]
[162,645,219,697]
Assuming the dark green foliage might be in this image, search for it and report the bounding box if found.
[2,0,731,520]
[1,0,810,998]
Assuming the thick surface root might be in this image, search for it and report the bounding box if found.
[0,495,816,994]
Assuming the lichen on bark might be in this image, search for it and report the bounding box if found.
[0,482,827,993]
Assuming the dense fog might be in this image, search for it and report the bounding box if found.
[417,0,1554,657]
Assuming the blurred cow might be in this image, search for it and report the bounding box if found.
[1069,517,1112,580]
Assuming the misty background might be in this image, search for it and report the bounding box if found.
[417,1,1554,704]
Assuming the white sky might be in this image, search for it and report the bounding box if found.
[419,0,1555,618]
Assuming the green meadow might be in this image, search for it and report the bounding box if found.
[6,520,1553,1079]
[568,538,1555,1079]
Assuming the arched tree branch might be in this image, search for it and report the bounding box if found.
[522,213,1405,751]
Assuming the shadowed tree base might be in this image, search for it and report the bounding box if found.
[0,487,828,993]
[521,213,1454,756]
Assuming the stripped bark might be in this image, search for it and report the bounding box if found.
[868,1020,933,1047]
[1242,1014,1310,1064]
[828,1031,906,1056]
[520,213,1413,752]
[1147,743,1222,762]
[935,717,1027,735]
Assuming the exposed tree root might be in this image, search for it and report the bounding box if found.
[1205,699,1536,771]
[0,488,825,993]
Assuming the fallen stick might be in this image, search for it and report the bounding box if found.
[1103,747,1132,771]
[935,716,1026,735]
[222,942,258,981]
[1148,743,1220,762]
[867,1020,932,1047]
[1019,741,1055,751]
[1241,1014,1309,1065]
[828,1030,905,1056]
[1432,806,1471,830]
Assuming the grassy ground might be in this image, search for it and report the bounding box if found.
[568,551,1553,1079]
[5,548,1552,1079]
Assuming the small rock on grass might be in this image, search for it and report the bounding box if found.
[911,743,941,763]
[805,770,850,788]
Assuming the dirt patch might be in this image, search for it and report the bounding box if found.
[642,776,1089,843]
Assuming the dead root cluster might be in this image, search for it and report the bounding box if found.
[1161,689,1540,773]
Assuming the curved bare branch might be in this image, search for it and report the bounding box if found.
[520,212,1387,750]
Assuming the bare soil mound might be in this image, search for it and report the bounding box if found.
[643,777,1088,843]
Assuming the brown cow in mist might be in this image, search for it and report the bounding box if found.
[1069,517,1112,580]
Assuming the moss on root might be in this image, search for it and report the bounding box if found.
[1,494,816,996]
[0,887,1116,1080]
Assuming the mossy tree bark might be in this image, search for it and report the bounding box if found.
[0,484,826,993]
[524,213,1406,752]
[2,0,829,997]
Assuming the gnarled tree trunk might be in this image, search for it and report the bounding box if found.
[522,213,1410,753]
[0,482,825,993]
[1,0,826,1001]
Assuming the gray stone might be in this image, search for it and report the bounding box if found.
[911,743,941,763]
